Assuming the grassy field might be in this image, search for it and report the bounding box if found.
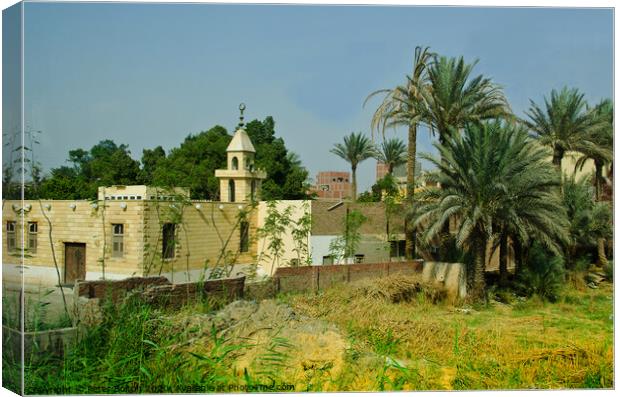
[284,277,614,390]
[3,275,613,394]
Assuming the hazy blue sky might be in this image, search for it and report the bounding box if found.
[12,3,614,192]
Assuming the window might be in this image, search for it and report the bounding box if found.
[112,224,124,258]
[251,180,257,201]
[162,223,176,259]
[231,156,239,170]
[322,255,333,265]
[28,222,37,253]
[6,221,16,251]
[239,221,249,253]
[390,240,406,258]
[354,254,365,264]
[228,180,236,202]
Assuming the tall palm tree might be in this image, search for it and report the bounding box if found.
[365,45,434,258]
[374,137,407,175]
[525,87,603,171]
[575,99,613,201]
[423,55,511,147]
[411,121,567,300]
[573,99,613,267]
[330,132,376,201]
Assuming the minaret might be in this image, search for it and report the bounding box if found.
[215,104,266,202]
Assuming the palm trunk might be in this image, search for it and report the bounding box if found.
[594,161,608,267]
[499,232,508,287]
[351,165,357,201]
[552,146,564,171]
[513,238,523,276]
[472,235,487,302]
[405,124,417,259]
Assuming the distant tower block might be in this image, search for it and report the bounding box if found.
[215,103,266,202]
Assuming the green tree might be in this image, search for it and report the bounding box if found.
[423,55,511,146]
[562,176,612,269]
[488,123,569,285]
[374,138,407,175]
[411,121,565,300]
[245,117,311,200]
[330,132,377,201]
[38,140,141,199]
[151,126,230,199]
[573,99,613,266]
[139,146,166,185]
[525,87,603,171]
[366,46,434,258]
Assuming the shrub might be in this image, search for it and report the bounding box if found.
[515,243,565,302]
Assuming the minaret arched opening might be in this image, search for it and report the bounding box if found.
[228,180,236,202]
[231,156,239,170]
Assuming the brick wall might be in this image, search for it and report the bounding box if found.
[75,275,245,309]
[274,260,423,293]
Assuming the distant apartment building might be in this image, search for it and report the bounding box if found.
[312,171,351,200]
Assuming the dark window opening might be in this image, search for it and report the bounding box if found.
[240,221,249,253]
[322,255,333,265]
[354,254,365,264]
[390,240,406,258]
[162,223,176,259]
[228,180,236,202]
[28,222,38,253]
[231,156,239,170]
[6,221,16,251]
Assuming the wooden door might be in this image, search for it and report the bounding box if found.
[64,243,86,285]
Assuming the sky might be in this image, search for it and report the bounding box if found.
[3,3,614,192]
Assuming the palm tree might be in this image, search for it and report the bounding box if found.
[423,55,511,147]
[525,87,603,171]
[489,123,569,285]
[574,99,613,267]
[330,132,376,201]
[411,121,567,300]
[575,99,613,201]
[365,46,434,258]
[374,137,407,175]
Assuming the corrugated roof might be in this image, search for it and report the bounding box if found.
[227,128,256,153]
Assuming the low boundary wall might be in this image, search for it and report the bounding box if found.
[74,275,246,308]
[273,260,424,293]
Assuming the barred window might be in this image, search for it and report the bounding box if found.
[239,221,249,253]
[28,222,38,254]
[112,224,124,258]
[6,221,16,251]
[162,223,176,259]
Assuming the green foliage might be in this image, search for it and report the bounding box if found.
[328,209,367,262]
[330,132,377,200]
[38,140,141,200]
[422,55,511,144]
[412,120,567,298]
[374,138,407,174]
[562,176,612,267]
[150,125,230,199]
[525,87,606,168]
[358,174,400,203]
[26,117,310,201]
[515,243,565,302]
[245,117,311,200]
